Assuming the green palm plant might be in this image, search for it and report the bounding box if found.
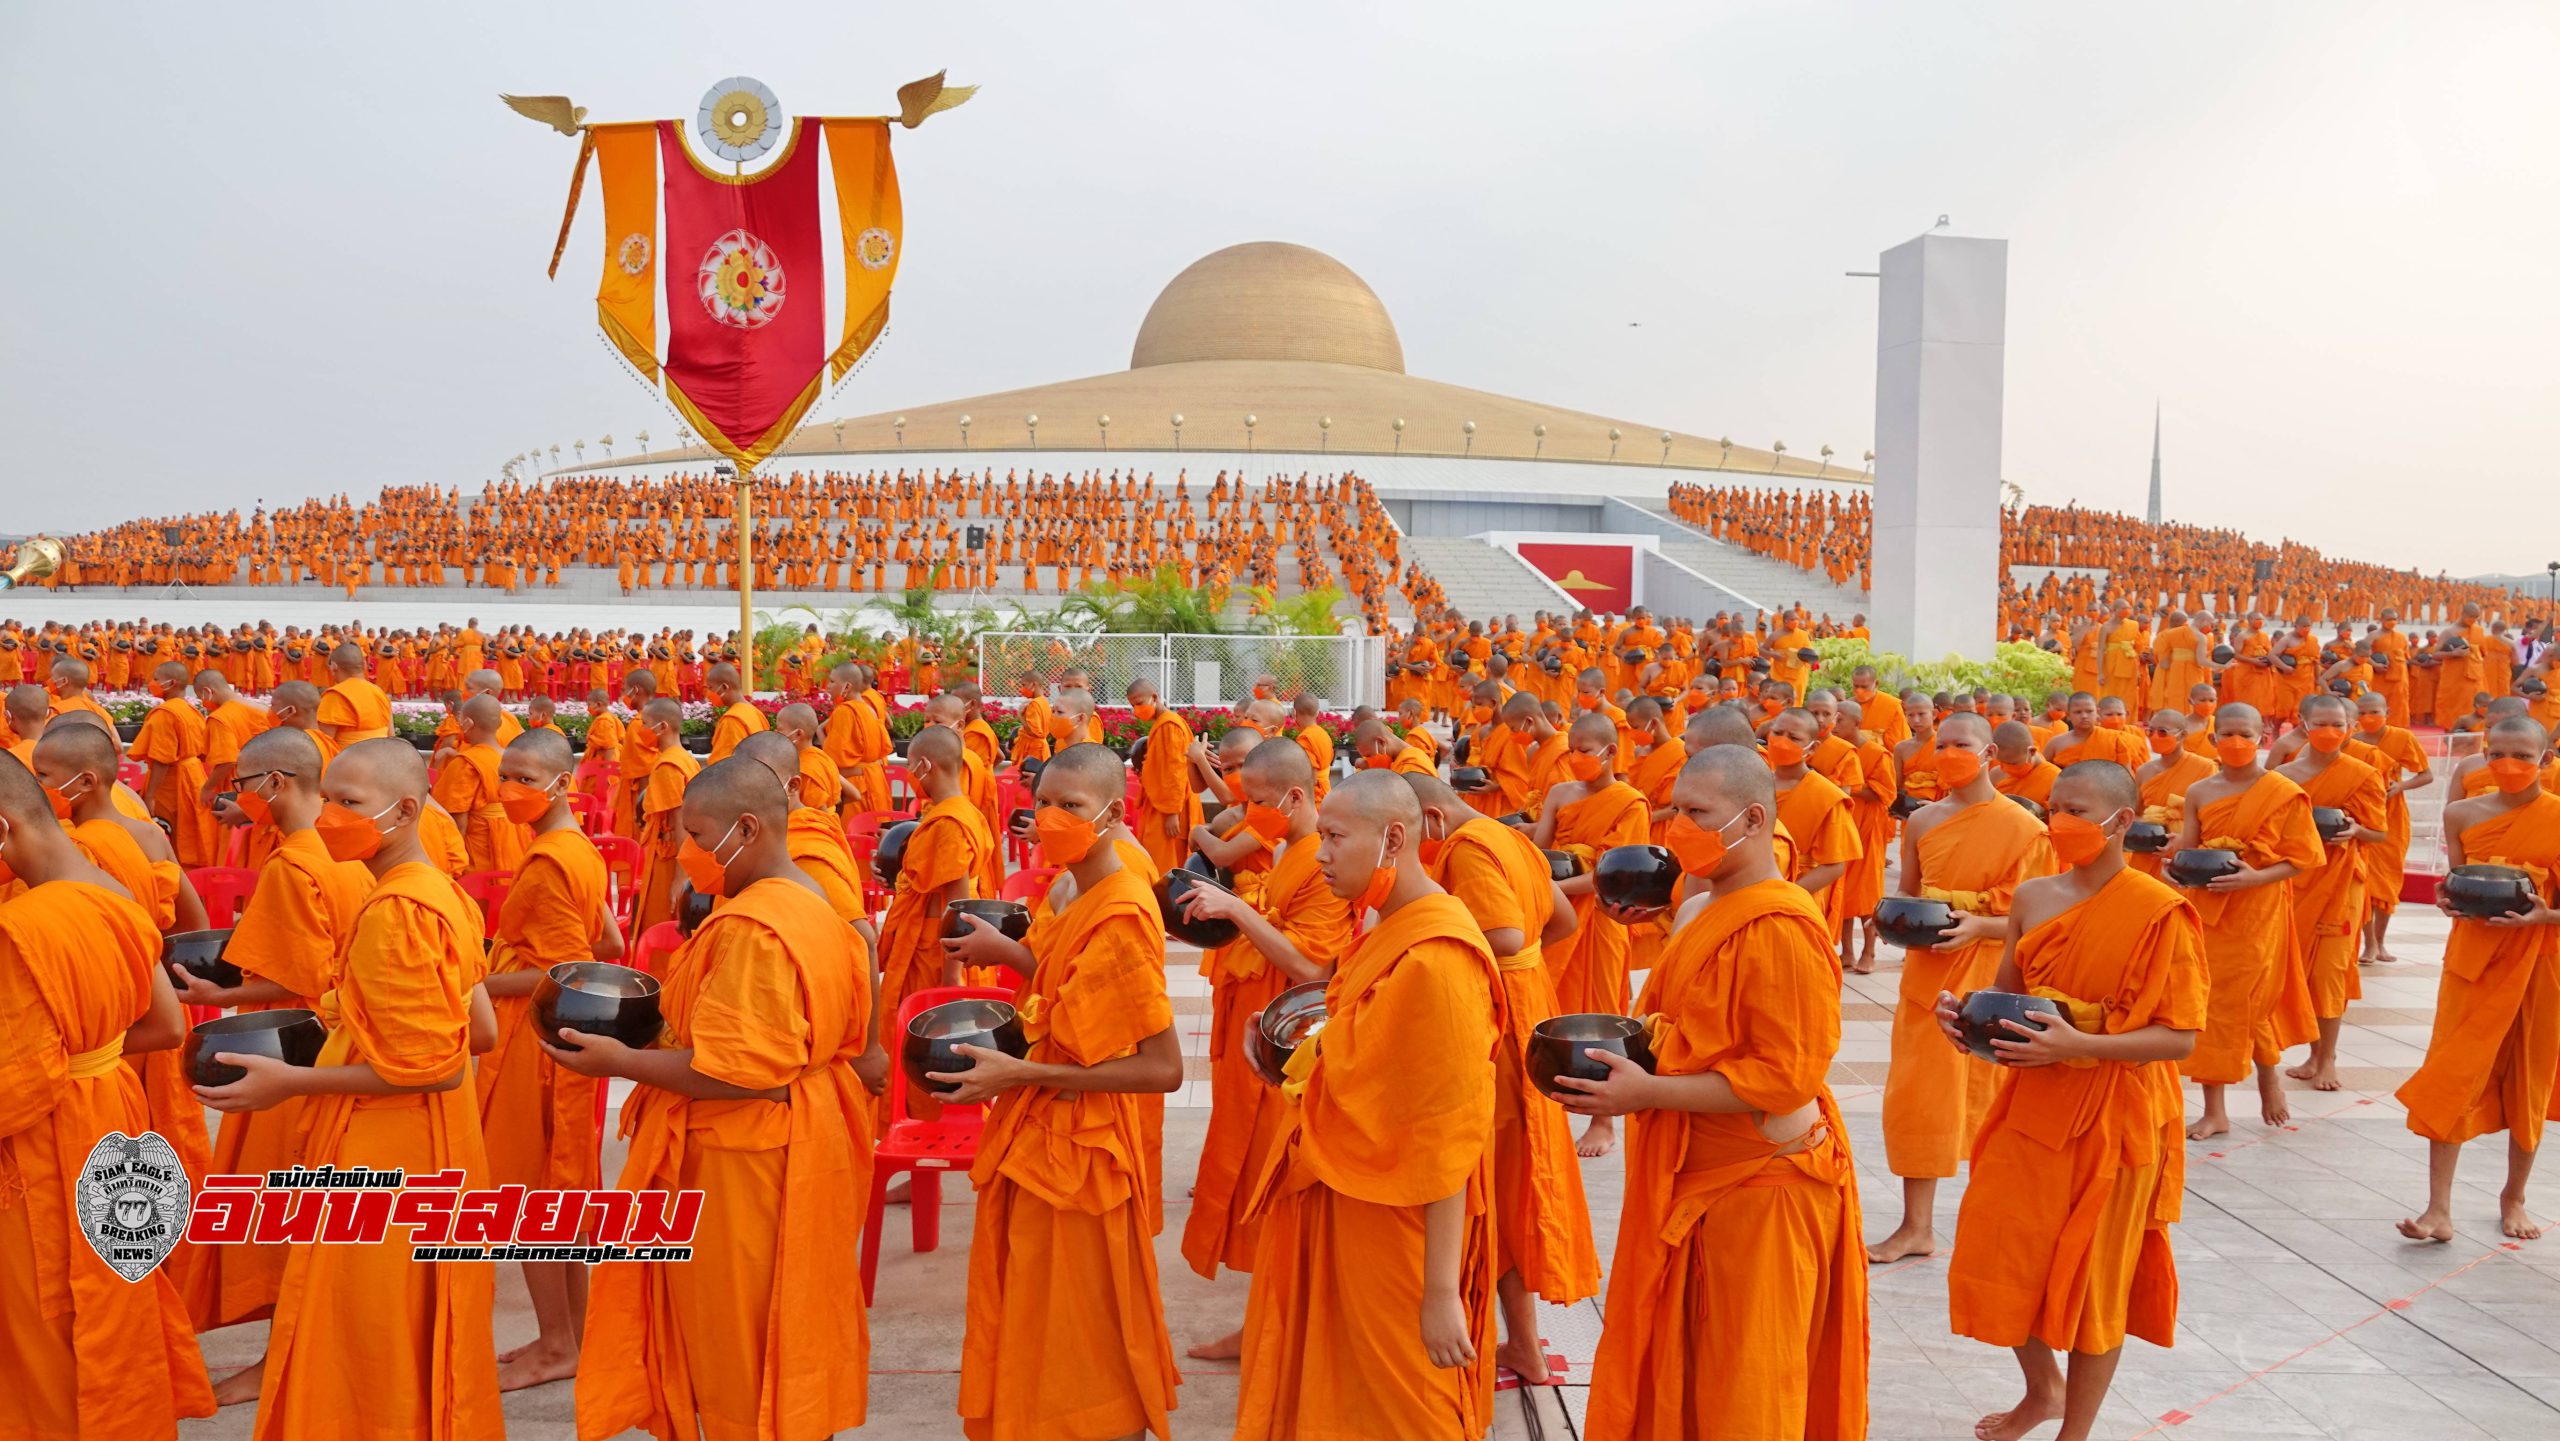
[1056,566,1230,635]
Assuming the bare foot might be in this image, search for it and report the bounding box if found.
[1848,952,1875,975]
[2371,945,2401,964]
[211,1358,265,1408]
[1185,1328,1244,1361]
[2501,1193,2544,1241]
[2302,1062,2342,1092]
[496,1340,580,1392]
[1576,1117,1617,1159]
[1975,1388,2065,1441]
[2284,1057,2320,1081]
[1495,1332,1555,1384]
[1864,1225,1939,1264]
[2259,1077,2293,1128]
[2186,1113,2231,1141]
[2395,1209,2455,1243]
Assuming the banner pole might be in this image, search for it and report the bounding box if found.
[735,472,755,676]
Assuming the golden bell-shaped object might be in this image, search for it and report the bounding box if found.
[0,537,65,589]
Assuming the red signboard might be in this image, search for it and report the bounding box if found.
[1516,542,1635,615]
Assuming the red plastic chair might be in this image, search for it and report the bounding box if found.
[456,869,514,927]
[186,866,259,928]
[567,792,607,835]
[997,866,1057,905]
[631,921,683,976]
[592,833,644,929]
[863,984,1013,1299]
[117,760,148,792]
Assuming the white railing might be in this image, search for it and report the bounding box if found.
[975,631,1386,711]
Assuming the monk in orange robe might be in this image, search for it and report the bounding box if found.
[1939,759,2205,1441]
[1621,697,1688,971]
[171,728,367,1361]
[2150,609,2209,711]
[2175,703,2324,1140]
[567,755,878,1441]
[2395,715,2560,1243]
[1173,740,1351,1358]
[1868,712,2057,1264]
[474,727,618,1391]
[133,661,219,866]
[1410,772,1598,1383]
[872,724,990,1036]
[632,698,700,934]
[2132,711,2214,883]
[0,752,215,1441]
[1767,707,1864,934]
[1563,746,1867,1441]
[1290,694,1335,799]
[1992,720,2061,809]
[934,741,1183,1440]
[194,738,503,1439]
[1532,710,1650,1153]
[1129,680,1204,872]
[2352,691,2433,965]
[1834,697,1898,973]
[429,695,528,874]
[705,662,768,762]
[2273,694,2387,1094]
[1235,770,1501,1441]
[314,643,393,746]
[615,672,662,837]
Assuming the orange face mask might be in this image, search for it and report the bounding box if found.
[2148,731,2180,756]
[1664,810,1739,878]
[2305,724,2347,756]
[2048,811,2115,868]
[2488,757,2544,795]
[498,780,555,824]
[1131,703,1157,722]
[1471,704,1494,724]
[317,798,394,862]
[1578,693,1603,712]
[1682,691,1712,712]
[1353,830,1398,914]
[1567,750,1608,783]
[1034,804,1103,865]
[1760,697,1785,716]
[1764,735,1806,767]
[1244,801,1292,844]
[2099,715,2129,731]
[1363,752,1397,771]
[2216,735,2260,768]
[2001,758,2039,779]
[1936,746,1985,790]
[2357,713,2386,734]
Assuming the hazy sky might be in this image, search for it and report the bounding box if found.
[5,2,2554,576]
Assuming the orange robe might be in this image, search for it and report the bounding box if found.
[183,828,368,1332]
[418,801,469,877]
[2179,774,2325,1085]
[1624,737,1687,970]
[960,863,1180,1440]
[1295,724,1335,801]
[1886,800,2055,1179]
[133,695,217,867]
[2396,793,2560,1147]
[580,876,874,1441]
[1236,893,1500,1441]
[2354,725,2427,918]
[0,880,217,1440]
[1431,817,1599,1304]
[2289,756,2385,1019]
[1776,770,1865,936]
[429,741,527,874]
[823,697,892,818]
[315,676,393,744]
[959,746,1007,900]
[1544,780,1650,1017]
[1949,867,2206,1352]
[1182,833,1351,1280]
[2132,751,2214,883]
[873,796,993,1036]
[1585,878,1867,1441]
[1839,737,1897,919]
[709,700,769,764]
[1134,711,1204,873]
[475,827,608,1192]
[253,862,501,1439]
[2151,624,2208,713]
[1996,759,2061,808]
[634,748,701,934]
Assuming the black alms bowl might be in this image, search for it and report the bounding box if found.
[2166,848,2242,888]
[1592,845,1679,910]
[1525,1013,1656,1101]
[2124,820,2172,854]
[2008,794,2048,822]
[1955,990,2065,1063]
[1158,866,1242,948]
[674,882,716,937]
[903,998,1029,1097]
[1245,980,1330,1087]
[163,928,241,989]
[2312,806,2353,844]
[185,1008,326,1088]
[1449,766,1493,793]
[1543,848,1583,881]
[1874,896,1957,950]
[2211,645,2236,665]
[873,819,919,886]
[944,897,1031,943]
[532,961,664,1052]
[1889,793,1927,819]
[2443,863,2536,920]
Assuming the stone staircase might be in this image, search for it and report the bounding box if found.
[1395,535,1570,622]
[1624,500,1871,620]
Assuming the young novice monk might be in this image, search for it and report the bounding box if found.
[1563,745,1868,1440]
[1532,709,1650,1155]
[476,726,620,1391]
[936,741,1184,1440]
[2175,704,2323,1139]
[1869,711,2057,1264]
[562,757,876,1440]
[1235,770,1503,1440]
[2395,715,2560,1242]
[1938,759,2205,1441]
[2272,694,2387,1094]
[196,738,503,1439]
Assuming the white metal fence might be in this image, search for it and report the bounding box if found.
[975,631,1386,711]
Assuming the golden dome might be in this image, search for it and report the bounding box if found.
[1130,242,1404,374]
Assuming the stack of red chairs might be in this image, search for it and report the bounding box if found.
[591,833,644,931]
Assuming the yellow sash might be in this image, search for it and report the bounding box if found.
[67,1040,124,1079]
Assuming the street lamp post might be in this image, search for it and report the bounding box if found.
[1608,426,1621,461]
[1462,420,1476,459]
[1318,415,1331,453]
[959,414,971,449]
[1391,417,1405,454]
[1025,413,1039,452]
[1170,413,1183,452]
[1532,423,1545,459]
[1097,414,1110,450]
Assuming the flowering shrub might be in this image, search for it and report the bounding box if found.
[1807,638,2071,700]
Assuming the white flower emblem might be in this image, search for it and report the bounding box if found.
[697,229,786,329]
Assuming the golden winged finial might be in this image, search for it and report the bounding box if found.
[500,93,588,136]
[894,71,978,129]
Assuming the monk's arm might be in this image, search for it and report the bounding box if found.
[593,901,627,963]
[568,1041,787,1102]
[468,984,496,1054]
[483,966,546,998]
[1796,861,1845,895]
[180,972,294,1008]
[1191,824,1263,869]
[1204,892,1331,984]
[1419,1187,1476,1369]
[946,1023,1183,1098]
[173,876,210,933]
[123,962,187,1053]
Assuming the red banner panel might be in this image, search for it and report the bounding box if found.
[1516,542,1635,615]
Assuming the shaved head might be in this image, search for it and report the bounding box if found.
[0,751,52,825]
[32,718,116,780]
[1241,736,1315,791]
[683,755,787,833]
[1678,743,1776,812]
[906,723,962,771]
[2054,759,2138,815]
[641,697,685,731]
[460,694,504,732]
[1685,703,1759,750]
[1939,711,1992,746]
[733,731,798,793]
[1324,768,1422,829]
[329,736,431,802]
[2299,693,2350,726]
[1038,741,1126,812]
[238,724,322,775]
[775,702,820,738]
[504,726,574,775]
[1567,711,1617,747]
[5,684,46,728]
[329,643,365,674]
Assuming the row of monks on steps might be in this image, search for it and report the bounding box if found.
[8,644,2559,1440]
